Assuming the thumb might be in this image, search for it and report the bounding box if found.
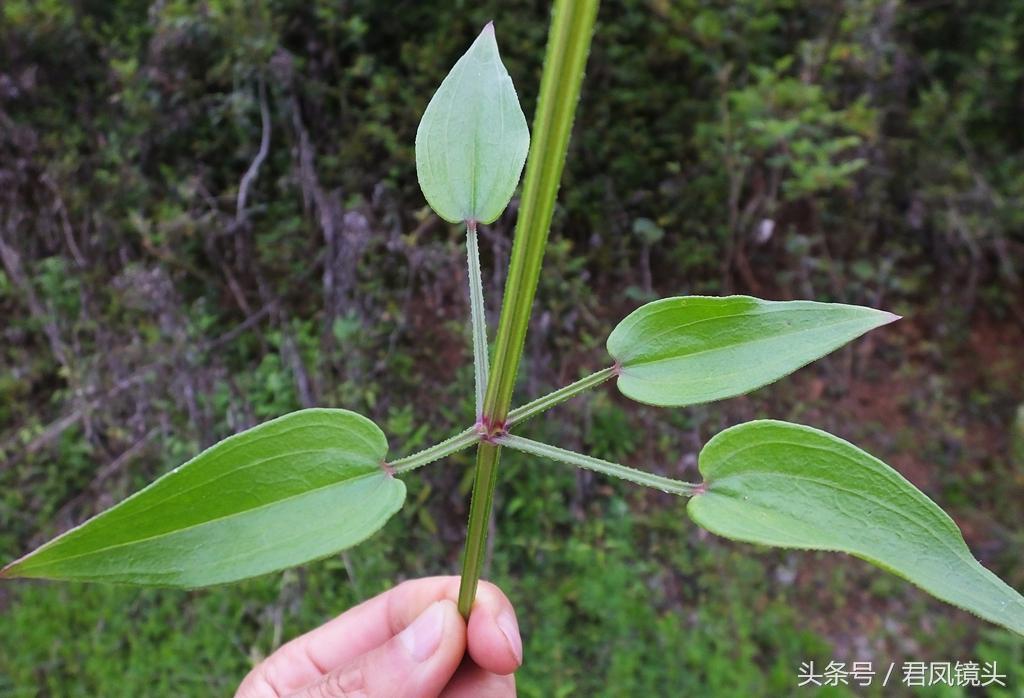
[290,600,465,698]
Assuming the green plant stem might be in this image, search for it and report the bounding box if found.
[498,434,702,496]
[457,441,501,614]
[389,426,480,475]
[466,220,489,418]
[458,0,599,619]
[507,366,616,427]
[481,2,599,424]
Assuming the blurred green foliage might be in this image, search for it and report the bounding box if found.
[1,0,1022,694]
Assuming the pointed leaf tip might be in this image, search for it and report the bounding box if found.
[607,296,899,407]
[3,409,406,587]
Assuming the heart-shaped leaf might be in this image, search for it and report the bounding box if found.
[689,420,1024,636]
[607,295,898,407]
[1,409,405,587]
[415,22,530,225]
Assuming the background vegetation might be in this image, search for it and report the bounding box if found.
[1,0,1022,695]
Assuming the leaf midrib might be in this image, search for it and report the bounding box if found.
[22,474,402,586]
[620,308,873,368]
[705,468,1014,605]
[16,468,394,571]
[692,490,1020,623]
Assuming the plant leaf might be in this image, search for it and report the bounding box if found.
[688,420,1024,636]
[1,409,405,587]
[606,295,898,407]
[415,22,530,225]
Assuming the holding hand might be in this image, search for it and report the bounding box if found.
[236,576,521,697]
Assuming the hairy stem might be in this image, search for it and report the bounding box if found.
[458,0,599,618]
[389,426,480,475]
[386,364,612,475]
[498,434,703,496]
[506,366,616,428]
[466,220,489,418]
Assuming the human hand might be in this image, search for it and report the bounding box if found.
[235,576,520,697]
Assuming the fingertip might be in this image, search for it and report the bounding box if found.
[443,663,516,698]
[389,599,467,697]
[476,580,512,606]
[496,609,523,667]
[414,599,468,696]
[466,589,522,675]
[437,598,468,648]
[431,599,469,670]
[397,600,447,662]
[410,598,467,665]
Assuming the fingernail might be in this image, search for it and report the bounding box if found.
[399,601,446,662]
[496,610,523,666]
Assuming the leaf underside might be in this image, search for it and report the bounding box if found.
[415,23,530,225]
[689,420,1024,636]
[1,409,405,587]
[607,295,898,407]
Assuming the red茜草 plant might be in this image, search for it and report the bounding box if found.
[3,0,1023,646]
